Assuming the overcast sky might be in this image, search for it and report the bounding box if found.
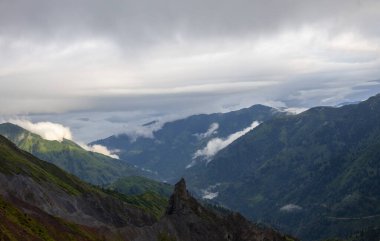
[1,0,380,141]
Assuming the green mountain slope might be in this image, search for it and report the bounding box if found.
[0,194,102,241]
[0,123,150,185]
[107,176,172,196]
[93,104,282,181]
[0,135,294,241]
[0,134,160,240]
[186,94,380,241]
[105,176,173,219]
[0,134,158,223]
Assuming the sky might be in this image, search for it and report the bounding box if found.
[1,0,380,142]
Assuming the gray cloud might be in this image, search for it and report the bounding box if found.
[280,204,303,212]
[0,0,380,141]
[1,0,379,43]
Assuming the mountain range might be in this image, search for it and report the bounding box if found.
[1,93,380,240]
[185,94,380,240]
[0,134,295,241]
[92,104,283,181]
[89,95,380,240]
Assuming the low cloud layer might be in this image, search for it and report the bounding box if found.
[280,204,303,212]
[7,119,119,158]
[80,143,119,159]
[121,120,164,142]
[202,191,219,200]
[201,183,221,200]
[194,121,260,160]
[194,123,219,140]
[10,120,72,142]
[282,107,309,115]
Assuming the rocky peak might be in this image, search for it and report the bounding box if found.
[174,178,189,199]
[162,178,297,241]
[166,178,193,215]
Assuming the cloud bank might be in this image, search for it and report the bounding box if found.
[280,204,303,212]
[282,107,309,115]
[194,123,219,140]
[8,119,119,158]
[202,191,219,200]
[194,121,260,160]
[10,120,72,142]
[80,143,119,159]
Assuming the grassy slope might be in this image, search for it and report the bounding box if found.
[0,135,112,240]
[107,176,173,196]
[105,176,172,219]
[0,195,102,241]
[0,135,164,223]
[0,134,92,195]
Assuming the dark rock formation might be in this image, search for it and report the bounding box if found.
[166,178,193,215]
[134,178,298,241]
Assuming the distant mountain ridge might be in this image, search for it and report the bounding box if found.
[92,104,283,181]
[0,123,153,185]
[185,94,380,240]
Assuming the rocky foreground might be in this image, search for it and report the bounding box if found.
[0,135,296,241]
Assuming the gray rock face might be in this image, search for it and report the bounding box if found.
[166,178,191,215]
[0,173,155,228]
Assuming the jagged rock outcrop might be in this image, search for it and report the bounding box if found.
[125,178,297,241]
[166,178,194,215]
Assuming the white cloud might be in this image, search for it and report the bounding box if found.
[193,121,260,160]
[194,122,219,140]
[7,119,119,159]
[80,143,119,159]
[10,120,72,142]
[280,204,303,212]
[202,191,219,200]
[201,183,221,199]
[283,107,309,114]
[121,122,163,142]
